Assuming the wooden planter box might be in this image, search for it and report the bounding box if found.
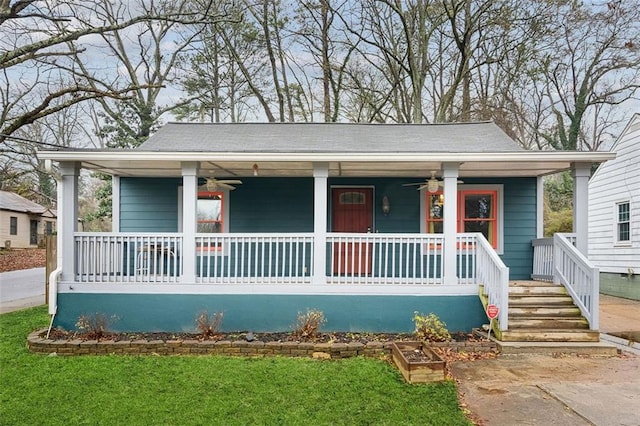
[391,341,445,384]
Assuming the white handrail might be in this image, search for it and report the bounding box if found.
[553,233,599,330]
[472,233,509,331]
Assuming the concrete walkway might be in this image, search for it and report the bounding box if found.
[453,295,640,426]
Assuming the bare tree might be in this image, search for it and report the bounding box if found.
[538,1,640,151]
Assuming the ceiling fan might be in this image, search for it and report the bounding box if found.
[403,171,463,193]
[204,177,243,191]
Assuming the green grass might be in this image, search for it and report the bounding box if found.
[0,307,470,425]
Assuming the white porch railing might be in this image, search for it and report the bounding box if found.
[473,233,510,331]
[532,233,577,282]
[74,233,183,283]
[531,237,554,282]
[553,233,599,330]
[72,232,508,294]
[326,233,445,285]
[195,233,314,284]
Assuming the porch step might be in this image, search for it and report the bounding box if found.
[473,330,617,355]
[497,341,618,355]
[508,317,589,329]
[499,329,600,343]
[509,285,568,295]
[499,280,598,343]
[509,295,575,306]
[509,306,582,317]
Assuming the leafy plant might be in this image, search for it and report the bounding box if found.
[412,312,451,342]
[195,311,224,338]
[292,309,326,339]
[75,312,119,339]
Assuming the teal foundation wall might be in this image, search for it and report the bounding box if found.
[53,293,486,334]
[600,273,640,301]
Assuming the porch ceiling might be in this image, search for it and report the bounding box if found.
[39,151,614,178]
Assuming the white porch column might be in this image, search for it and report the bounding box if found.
[442,163,459,285]
[111,176,120,232]
[572,162,591,255]
[181,162,199,282]
[313,162,329,285]
[536,176,544,238]
[59,162,79,282]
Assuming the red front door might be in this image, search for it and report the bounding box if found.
[331,187,373,275]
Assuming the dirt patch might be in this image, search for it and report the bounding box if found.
[0,249,46,272]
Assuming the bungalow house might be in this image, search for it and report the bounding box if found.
[0,190,56,249]
[589,114,640,300]
[38,122,614,338]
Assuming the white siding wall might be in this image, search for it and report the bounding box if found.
[589,115,640,274]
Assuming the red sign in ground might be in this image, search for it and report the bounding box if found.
[487,304,499,319]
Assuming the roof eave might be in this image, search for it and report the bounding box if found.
[37,150,616,163]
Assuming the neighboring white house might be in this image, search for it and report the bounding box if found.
[0,191,56,249]
[589,113,640,300]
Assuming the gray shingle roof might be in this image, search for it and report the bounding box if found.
[139,122,523,153]
[0,191,47,214]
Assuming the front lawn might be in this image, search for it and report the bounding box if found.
[0,307,470,425]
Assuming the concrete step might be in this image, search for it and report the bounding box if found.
[509,295,575,306]
[510,306,582,317]
[508,317,590,330]
[500,329,600,343]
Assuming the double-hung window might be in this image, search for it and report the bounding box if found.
[424,186,502,251]
[616,201,630,244]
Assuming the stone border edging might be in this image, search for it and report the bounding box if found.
[27,329,497,358]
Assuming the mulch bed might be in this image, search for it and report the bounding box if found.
[0,249,46,272]
[44,329,476,344]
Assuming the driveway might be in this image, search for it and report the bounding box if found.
[0,267,46,314]
[452,353,640,425]
[453,295,640,425]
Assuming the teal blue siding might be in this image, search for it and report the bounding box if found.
[54,293,486,333]
[500,178,536,280]
[120,178,181,232]
[118,176,537,279]
[230,178,314,232]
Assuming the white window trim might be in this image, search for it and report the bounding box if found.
[177,186,230,233]
[420,184,504,254]
[614,200,631,247]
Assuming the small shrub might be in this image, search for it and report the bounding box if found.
[292,309,326,339]
[412,312,451,342]
[195,311,224,338]
[75,313,119,339]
